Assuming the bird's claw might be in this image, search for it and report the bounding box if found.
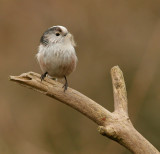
[40,72,48,81]
[62,82,68,92]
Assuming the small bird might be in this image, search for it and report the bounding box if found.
[36,25,77,92]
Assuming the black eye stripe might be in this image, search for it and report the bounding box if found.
[48,27,62,33]
[40,35,49,46]
[54,27,62,32]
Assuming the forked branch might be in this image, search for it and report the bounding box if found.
[9,66,159,154]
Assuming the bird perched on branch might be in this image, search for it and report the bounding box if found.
[36,25,77,92]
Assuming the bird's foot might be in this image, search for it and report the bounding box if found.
[63,76,68,92]
[62,82,68,92]
[40,72,48,81]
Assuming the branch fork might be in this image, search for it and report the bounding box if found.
[10,66,159,154]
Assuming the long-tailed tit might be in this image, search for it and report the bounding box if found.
[36,25,77,92]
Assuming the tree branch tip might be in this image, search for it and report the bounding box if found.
[111,65,121,72]
[9,75,13,81]
[111,66,123,77]
[9,72,41,82]
[9,74,32,82]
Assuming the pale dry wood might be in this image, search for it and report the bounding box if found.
[111,67,128,115]
[10,71,112,126]
[9,66,159,154]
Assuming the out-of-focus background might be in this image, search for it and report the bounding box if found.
[0,0,160,153]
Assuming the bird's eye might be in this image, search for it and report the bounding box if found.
[56,33,60,36]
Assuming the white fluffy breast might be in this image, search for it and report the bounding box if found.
[37,43,77,78]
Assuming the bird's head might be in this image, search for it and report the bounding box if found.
[40,25,75,46]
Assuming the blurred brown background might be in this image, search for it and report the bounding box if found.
[0,0,160,153]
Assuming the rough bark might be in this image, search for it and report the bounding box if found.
[9,66,159,154]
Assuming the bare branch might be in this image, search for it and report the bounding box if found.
[111,66,128,115]
[9,67,159,154]
[10,72,112,126]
